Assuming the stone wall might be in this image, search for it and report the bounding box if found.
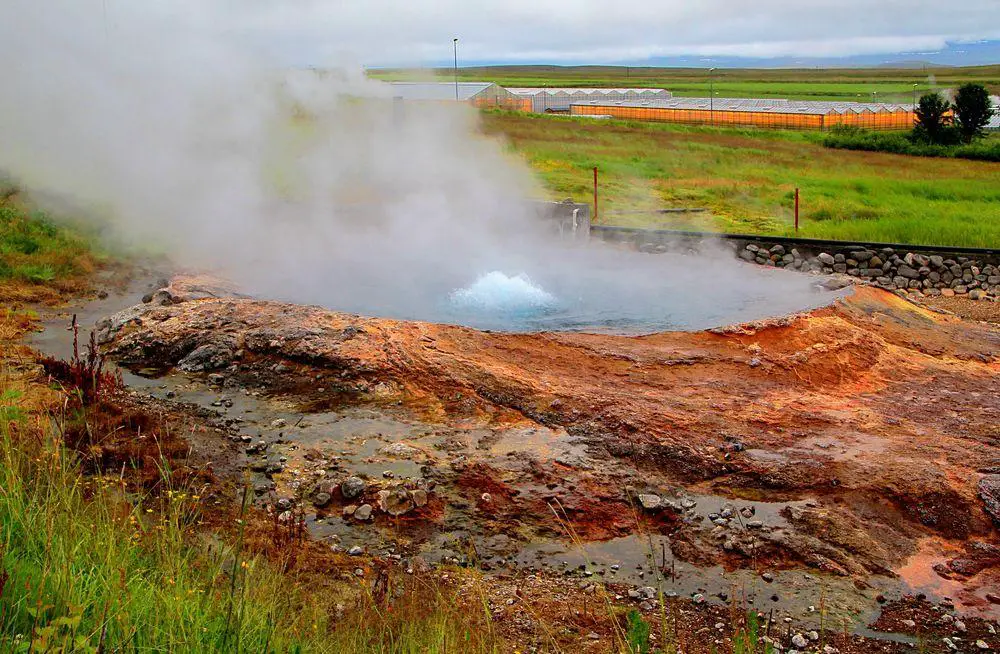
[736,241,1000,300]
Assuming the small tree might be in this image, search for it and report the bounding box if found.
[913,92,952,144]
[953,83,995,143]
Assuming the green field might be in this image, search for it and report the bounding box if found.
[481,111,1000,248]
[370,64,1000,103]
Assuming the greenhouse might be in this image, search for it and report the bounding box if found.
[570,97,916,130]
[507,88,672,113]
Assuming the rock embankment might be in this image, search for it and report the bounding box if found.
[738,243,1000,301]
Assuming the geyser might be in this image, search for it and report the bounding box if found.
[449,272,557,314]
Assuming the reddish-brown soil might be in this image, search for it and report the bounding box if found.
[101,280,1000,621]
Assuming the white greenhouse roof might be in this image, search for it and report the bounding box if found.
[574,97,913,115]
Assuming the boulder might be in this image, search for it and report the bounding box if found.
[817,253,835,266]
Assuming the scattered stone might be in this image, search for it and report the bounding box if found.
[348,546,363,556]
[410,489,429,508]
[901,619,916,629]
[807,631,819,642]
[341,476,367,500]
[954,620,966,633]
[275,497,293,512]
[638,494,661,510]
[979,475,1000,526]
[271,418,287,428]
[343,504,358,517]
[353,504,373,521]
[817,253,835,266]
[380,442,422,458]
[976,640,989,650]
[680,499,697,510]
[791,634,808,649]
[761,572,775,583]
[313,492,332,508]
[377,488,416,516]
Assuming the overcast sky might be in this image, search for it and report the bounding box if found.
[204,0,1000,67]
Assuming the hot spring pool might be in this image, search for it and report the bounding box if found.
[286,246,845,335]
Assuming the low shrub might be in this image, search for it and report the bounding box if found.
[822,126,1000,162]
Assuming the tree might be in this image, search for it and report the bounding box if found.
[912,92,952,144]
[952,83,995,143]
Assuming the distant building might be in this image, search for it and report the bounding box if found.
[387,82,530,110]
[570,97,916,131]
[507,87,671,113]
[988,97,1000,131]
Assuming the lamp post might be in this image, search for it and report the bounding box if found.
[709,67,717,125]
[912,83,918,111]
[453,38,459,101]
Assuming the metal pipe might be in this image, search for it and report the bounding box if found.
[453,38,459,102]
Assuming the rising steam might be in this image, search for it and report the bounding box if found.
[0,0,833,333]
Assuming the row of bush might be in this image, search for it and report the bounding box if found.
[822,127,1000,162]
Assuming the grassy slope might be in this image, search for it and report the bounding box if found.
[369,64,1000,102]
[481,111,1000,247]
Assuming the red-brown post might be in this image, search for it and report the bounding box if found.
[593,166,598,222]
[794,187,800,233]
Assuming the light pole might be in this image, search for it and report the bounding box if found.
[709,67,717,125]
[453,38,459,101]
[912,83,918,111]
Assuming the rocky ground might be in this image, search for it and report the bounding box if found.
[76,273,1000,644]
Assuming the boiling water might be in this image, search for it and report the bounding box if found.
[300,245,845,334]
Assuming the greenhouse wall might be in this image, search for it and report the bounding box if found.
[570,104,915,130]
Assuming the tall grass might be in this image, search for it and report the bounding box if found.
[0,374,501,653]
[823,127,1000,162]
[0,201,96,286]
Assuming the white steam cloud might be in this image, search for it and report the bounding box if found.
[1,0,832,333]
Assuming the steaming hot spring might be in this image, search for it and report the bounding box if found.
[259,241,842,335]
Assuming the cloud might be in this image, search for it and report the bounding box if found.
[196,0,1000,65]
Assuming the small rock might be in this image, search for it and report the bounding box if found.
[377,488,416,516]
[276,498,293,512]
[954,620,966,633]
[901,619,916,629]
[341,476,367,500]
[807,631,819,641]
[791,634,808,649]
[410,489,429,508]
[348,546,363,556]
[342,504,358,517]
[354,504,373,521]
[313,492,332,508]
[976,640,989,650]
[761,572,775,583]
[271,418,287,428]
[638,494,661,510]
[823,646,839,654]
[746,520,764,529]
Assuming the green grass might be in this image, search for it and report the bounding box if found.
[0,198,96,286]
[369,64,1000,102]
[0,381,502,653]
[482,110,1000,247]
